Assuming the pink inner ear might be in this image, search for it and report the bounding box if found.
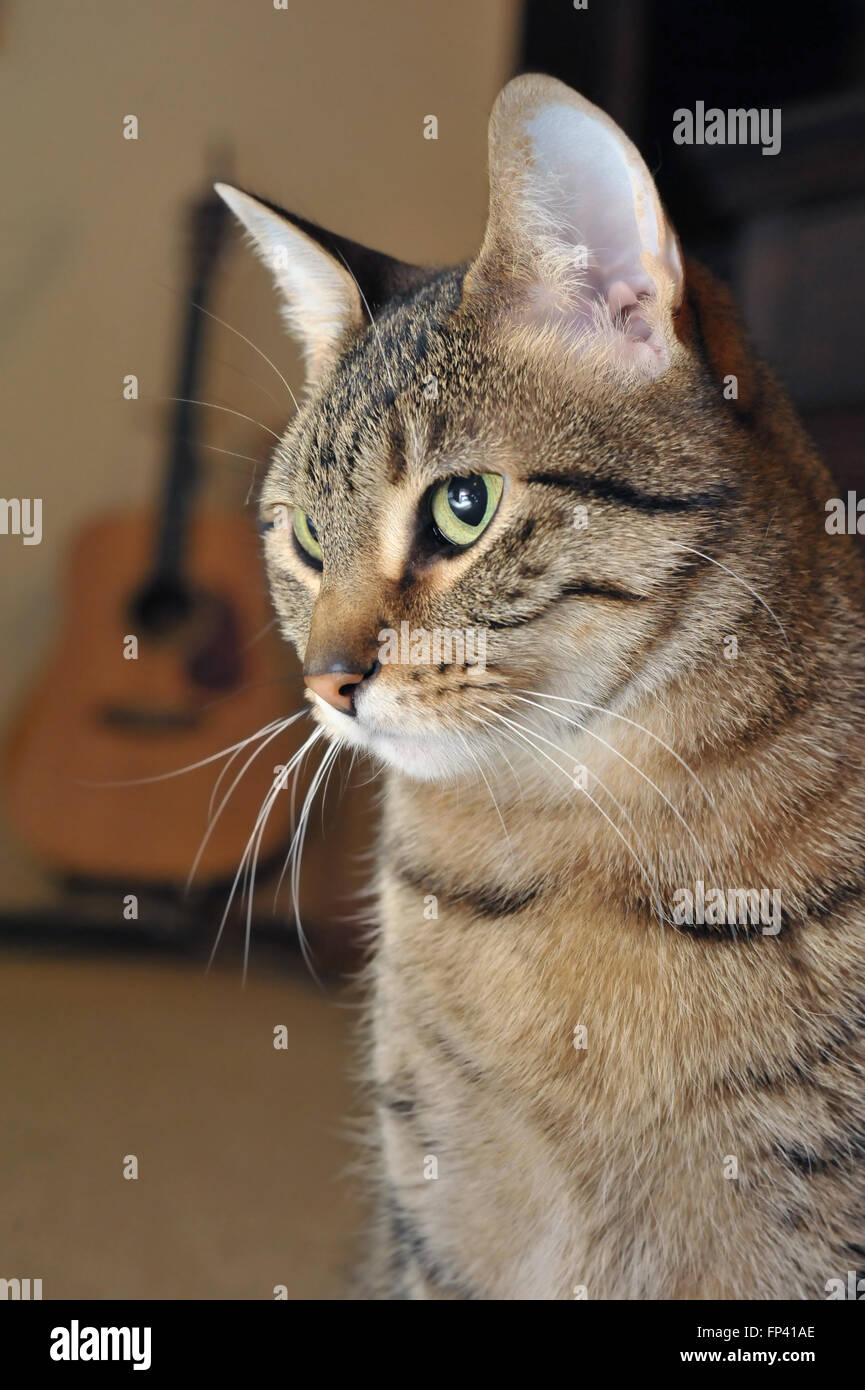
[608,280,652,339]
[605,279,668,368]
[607,280,639,318]
[520,276,667,374]
[499,97,682,377]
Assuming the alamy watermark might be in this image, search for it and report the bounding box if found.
[50,1321,151,1371]
[825,492,865,534]
[378,622,487,673]
[672,880,782,935]
[1,1276,42,1299]
[826,1271,865,1299]
[673,102,781,157]
[0,497,42,545]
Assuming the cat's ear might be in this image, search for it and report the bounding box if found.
[214,184,366,382]
[216,185,429,384]
[465,75,684,377]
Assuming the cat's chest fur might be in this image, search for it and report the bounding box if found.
[368,775,780,1300]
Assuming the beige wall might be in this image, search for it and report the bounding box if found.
[0,0,520,899]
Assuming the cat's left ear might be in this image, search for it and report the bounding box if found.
[465,75,684,377]
[215,184,427,384]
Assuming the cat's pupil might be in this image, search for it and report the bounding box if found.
[306,516,318,541]
[447,476,487,527]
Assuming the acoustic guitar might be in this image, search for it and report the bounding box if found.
[6,186,297,885]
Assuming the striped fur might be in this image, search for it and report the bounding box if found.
[224,77,865,1299]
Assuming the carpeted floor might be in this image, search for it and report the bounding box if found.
[0,948,365,1299]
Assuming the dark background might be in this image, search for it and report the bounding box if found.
[522,0,865,489]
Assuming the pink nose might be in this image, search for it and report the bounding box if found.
[304,670,364,713]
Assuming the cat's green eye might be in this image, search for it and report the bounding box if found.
[430,473,503,549]
[292,507,322,564]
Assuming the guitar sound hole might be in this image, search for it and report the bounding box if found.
[130,580,193,636]
[126,582,243,693]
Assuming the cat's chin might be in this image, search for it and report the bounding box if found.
[311,702,473,782]
[365,729,470,782]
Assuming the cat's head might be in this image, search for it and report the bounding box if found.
[217,75,744,783]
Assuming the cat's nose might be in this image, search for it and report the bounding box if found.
[304,668,366,714]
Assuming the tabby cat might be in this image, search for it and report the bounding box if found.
[217,75,865,1299]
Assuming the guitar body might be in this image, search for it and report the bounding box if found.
[7,510,297,884]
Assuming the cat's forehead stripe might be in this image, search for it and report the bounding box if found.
[294,270,466,494]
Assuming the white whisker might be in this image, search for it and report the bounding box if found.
[197,440,269,471]
[187,297,299,411]
[471,713,526,798]
[206,712,304,823]
[478,705,667,928]
[331,247,400,398]
[206,727,323,975]
[285,737,343,982]
[211,354,284,411]
[672,543,793,656]
[187,714,304,892]
[157,396,282,440]
[511,691,716,879]
[457,730,515,858]
[80,717,298,789]
[519,689,727,831]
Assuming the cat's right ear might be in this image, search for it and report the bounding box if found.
[465,76,684,378]
[215,183,366,384]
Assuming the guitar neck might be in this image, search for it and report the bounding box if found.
[151,271,211,586]
[148,191,229,592]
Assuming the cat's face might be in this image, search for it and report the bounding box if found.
[218,76,738,782]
